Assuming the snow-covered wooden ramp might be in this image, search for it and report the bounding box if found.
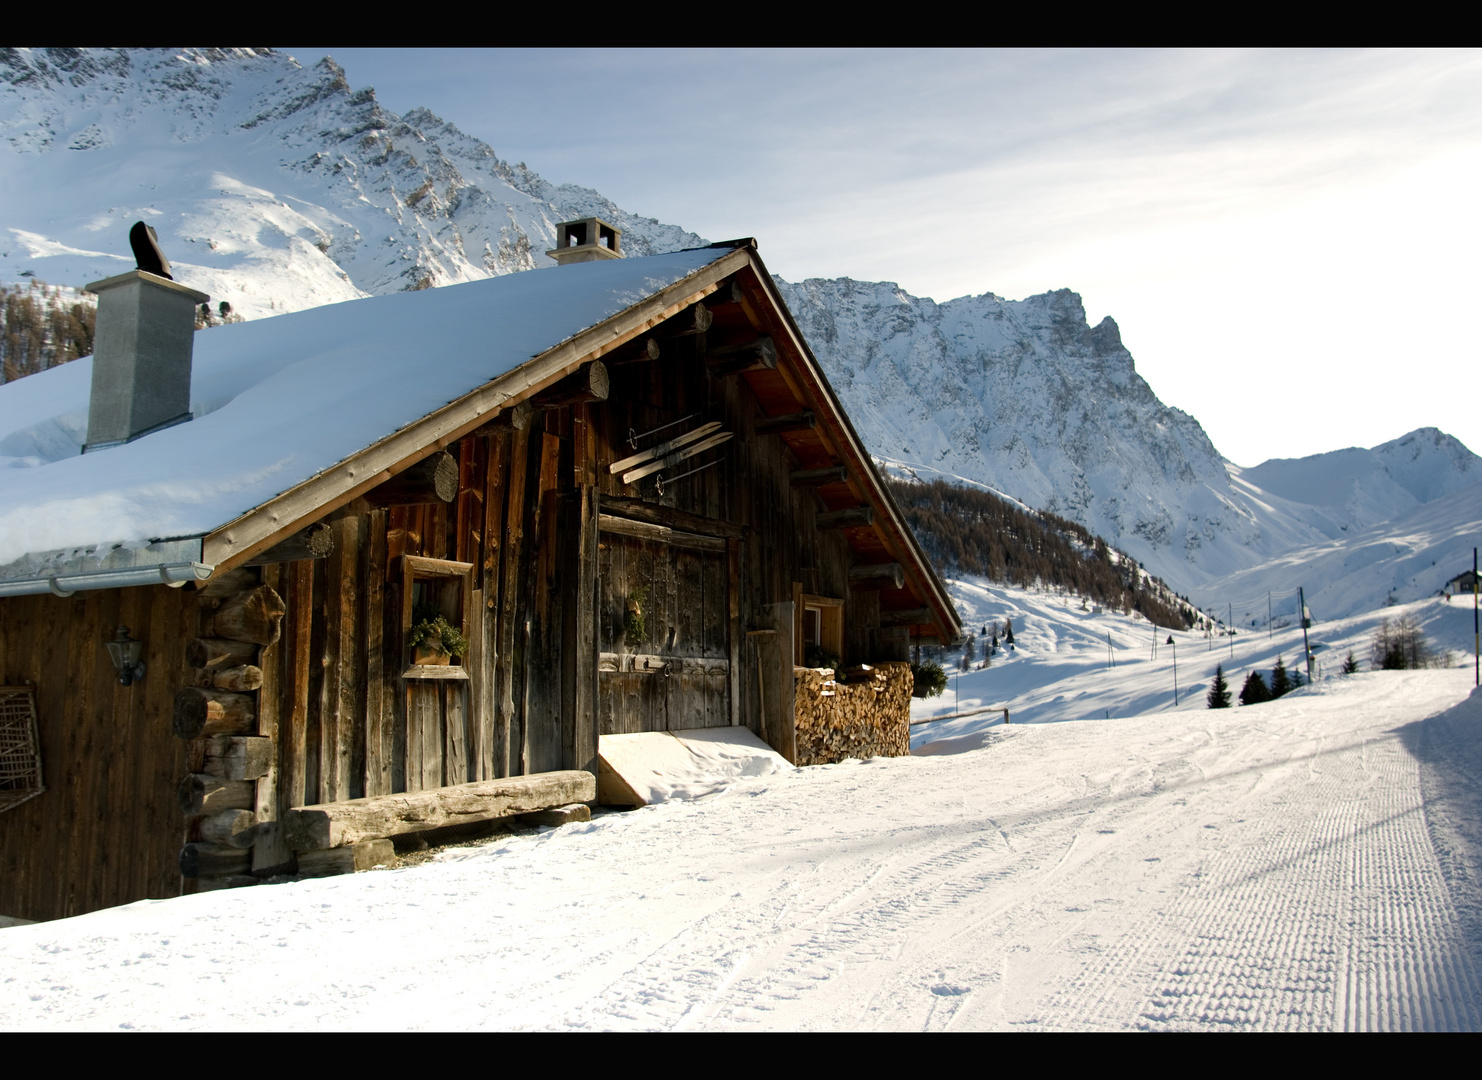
[598,727,792,806]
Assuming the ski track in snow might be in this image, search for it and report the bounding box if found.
[4,670,1481,1031]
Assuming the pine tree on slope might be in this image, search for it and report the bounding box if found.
[1239,670,1270,706]
[1270,657,1292,698]
[1207,665,1232,709]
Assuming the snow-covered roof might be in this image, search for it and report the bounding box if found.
[0,247,731,585]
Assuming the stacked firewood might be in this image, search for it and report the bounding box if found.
[793,661,912,766]
[173,567,284,892]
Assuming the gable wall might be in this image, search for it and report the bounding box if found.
[260,278,903,810]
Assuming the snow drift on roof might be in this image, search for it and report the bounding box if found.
[0,247,727,570]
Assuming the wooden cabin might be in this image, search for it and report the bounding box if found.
[0,225,959,921]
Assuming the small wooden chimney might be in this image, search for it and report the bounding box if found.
[546,217,622,265]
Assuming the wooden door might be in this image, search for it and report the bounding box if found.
[597,524,730,734]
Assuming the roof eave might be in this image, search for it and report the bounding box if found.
[202,248,752,574]
[737,249,962,644]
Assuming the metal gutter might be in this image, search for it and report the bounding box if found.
[0,538,213,597]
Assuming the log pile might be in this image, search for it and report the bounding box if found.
[174,568,286,892]
[792,661,912,766]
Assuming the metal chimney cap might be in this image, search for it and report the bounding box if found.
[85,269,208,303]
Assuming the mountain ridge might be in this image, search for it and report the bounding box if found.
[4,46,1478,600]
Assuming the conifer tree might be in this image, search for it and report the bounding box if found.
[1207,665,1232,709]
[1341,651,1360,675]
[1239,670,1270,705]
[1004,618,1015,647]
[1270,656,1292,698]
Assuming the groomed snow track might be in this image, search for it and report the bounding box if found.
[2,670,1480,1030]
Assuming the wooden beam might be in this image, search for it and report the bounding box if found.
[598,514,728,553]
[849,562,905,590]
[600,496,746,539]
[662,304,712,337]
[362,451,458,508]
[791,466,848,487]
[186,637,259,669]
[470,399,534,434]
[179,843,252,879]
[703,278,746,308]
[244,522,333,566]
[197,566,258,598]
[296,839,396,876]
[188,663,263,692]
[197,809,262,848]
[531,360,609,409]
[283,770,597,850]
[518,803,591,827]
[707,335,777,377]
[755,411,815,436]
[208,584,286,645]
[202,735,273,781]
[178,774,254,815]
[173,688,256,739]
[602,337,662,368]
[881,607,933,627]
[816,506,873,530]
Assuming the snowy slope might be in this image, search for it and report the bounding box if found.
[1193,477,1482,623]
[0,48,707,320]
[3,661,1478,1030]
[914,571,1477,752]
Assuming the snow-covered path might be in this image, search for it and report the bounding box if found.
[4,670,1480,1030]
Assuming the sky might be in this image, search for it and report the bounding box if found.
[292,49,1480,466]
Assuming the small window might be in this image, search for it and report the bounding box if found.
[400,555,474,680]
[799,594,844,666]
[0,685,44,814]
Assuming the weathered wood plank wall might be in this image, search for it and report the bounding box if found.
[0,586,196,922]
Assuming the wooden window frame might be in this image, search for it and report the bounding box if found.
[400,555,475,680]
[798,593,844,665]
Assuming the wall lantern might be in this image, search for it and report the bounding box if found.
[106,626,146,686]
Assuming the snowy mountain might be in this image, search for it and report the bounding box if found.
[1196,476,1482,623]
[0,48,706,319]
[775,277,1482,596]
[4,47,1477,602]
[1240,428,1481,538]
[776,277,1338,593]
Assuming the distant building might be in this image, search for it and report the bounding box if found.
[1444,569,1480,595]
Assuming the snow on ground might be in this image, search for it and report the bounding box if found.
[3,654,1480,1029]
[911,574,1481,755]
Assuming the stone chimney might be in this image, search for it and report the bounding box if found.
[82,269,208,452]
[546,217,622,266]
